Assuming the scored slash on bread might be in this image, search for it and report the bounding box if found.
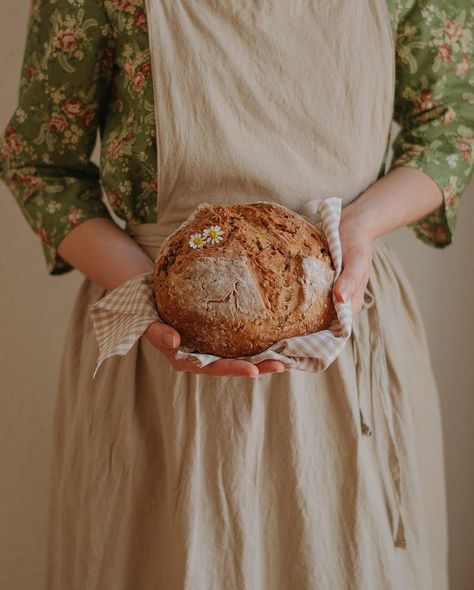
[152,201,336,357]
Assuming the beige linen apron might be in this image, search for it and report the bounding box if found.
[45,1,449,588]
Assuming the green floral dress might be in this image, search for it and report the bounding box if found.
[0,0,473,275]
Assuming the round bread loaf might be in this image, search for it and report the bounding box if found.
[152,201,336,357]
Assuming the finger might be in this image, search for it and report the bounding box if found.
[153,331,281,377]
[145,321,181,350]
[163,352,260,377]
[255,360,286,374]
[334,245,370,304]
[203,359,260,377]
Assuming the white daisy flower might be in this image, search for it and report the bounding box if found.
[203,225,224,244]
[189,232,205,248]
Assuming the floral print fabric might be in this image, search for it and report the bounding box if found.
[0,0,473,275]
[389,0,473,249]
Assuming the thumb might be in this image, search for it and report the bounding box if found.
[334,247,367,303]
[145,322,181,349]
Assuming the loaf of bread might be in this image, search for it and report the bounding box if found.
[152,201,336,357]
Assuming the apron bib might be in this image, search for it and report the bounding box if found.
[143,0,395,233]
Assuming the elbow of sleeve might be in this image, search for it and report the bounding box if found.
[0,161,113,275]
[387,133,473,249]
[38,190,113,276]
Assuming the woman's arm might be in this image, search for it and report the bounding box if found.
[335,0,474,313]
[387,0,473,247]
[57,218,154,292]
[57,219,284,376]
[0,0,116,275]
[0,1,283,376]
[334,166,443,312]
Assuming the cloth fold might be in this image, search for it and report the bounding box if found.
[88,197,352,379]
[352,283,407,549]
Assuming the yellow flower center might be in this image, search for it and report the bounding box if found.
[194,236,203,245]
[209,229,219,238]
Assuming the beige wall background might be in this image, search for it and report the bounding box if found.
[0,2,473,589]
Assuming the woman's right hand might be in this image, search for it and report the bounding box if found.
[56,219,284,377]
[144,322,286,377]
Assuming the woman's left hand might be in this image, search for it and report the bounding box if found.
[332,166,447,315]
[333,210,375,316]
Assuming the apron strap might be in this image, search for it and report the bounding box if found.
[352,282,408,549]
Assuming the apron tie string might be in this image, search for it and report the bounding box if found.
[352,281,407,550]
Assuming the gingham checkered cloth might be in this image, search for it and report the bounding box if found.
[88,197,352,378]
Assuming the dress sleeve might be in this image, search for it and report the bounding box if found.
[0,0,116,275]
[388,0,474,248]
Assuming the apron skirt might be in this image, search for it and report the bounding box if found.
[45,237,449,590]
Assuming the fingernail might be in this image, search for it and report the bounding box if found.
[338,285,351,303]
[163,333,178,348]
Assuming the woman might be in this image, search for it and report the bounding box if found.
[1,0,472,588]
